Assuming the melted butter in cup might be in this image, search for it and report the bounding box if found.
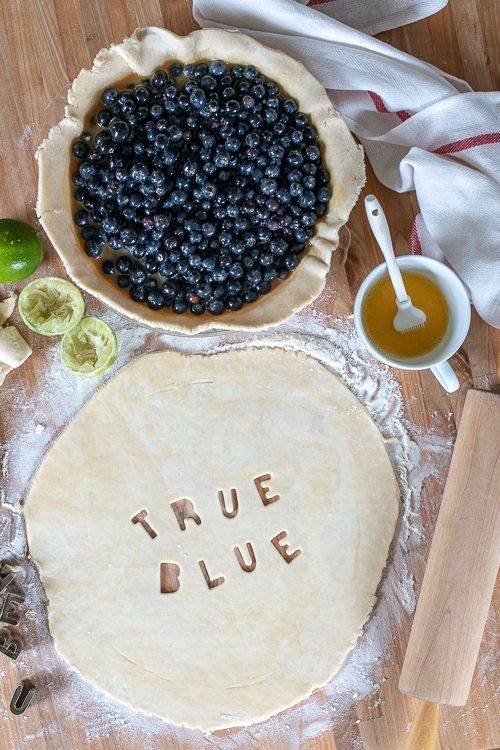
[361,271,449,360]
[353,255,471,392]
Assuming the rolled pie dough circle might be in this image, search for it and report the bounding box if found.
[25,348,399,730]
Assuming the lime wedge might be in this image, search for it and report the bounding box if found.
[19,277,84,336]
[60,317,117,377]
[0,219,43,283]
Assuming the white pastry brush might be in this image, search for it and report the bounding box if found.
[365,195,426,332]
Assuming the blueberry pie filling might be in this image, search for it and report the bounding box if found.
[71,60,331,315]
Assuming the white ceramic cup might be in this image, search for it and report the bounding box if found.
[354,255,471,392]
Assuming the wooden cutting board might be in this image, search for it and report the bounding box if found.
[0,1,499,749]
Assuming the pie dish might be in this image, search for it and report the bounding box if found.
[36,27,365,334]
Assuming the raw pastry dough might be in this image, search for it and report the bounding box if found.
[25,348,398,730]
[36,27,365,334]
[0,294,16,325]
[0,295,31,386]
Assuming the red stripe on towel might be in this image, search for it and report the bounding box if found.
[411,220,422,256]
[368,91,412,122]
[368,95,499,152]
[433,132,500,154]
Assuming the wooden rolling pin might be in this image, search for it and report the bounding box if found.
[399,389,500,749]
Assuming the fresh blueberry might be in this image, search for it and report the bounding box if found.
[143,257,158,273]
[294,227,312,243]
[226,137,241,152]
[130,285,147,302]
[261,178,278,197]
[299,191,316,208]
[102,88,118,106]
[74,209,89,227]
[301,210,317,227]
[317,168,330,184]
[243,65,257,80]
[244,288,258,303]
[282,254,299,271]
[305,144,320,161]
[190,88,207,109]
[226,296,243,310]
[133,86,150,104]
[259,253,274,267]
[170,62,183,77]
[85,240,102,258]
[162,281,177,299]
[207,299,224,315]
[287,150,304,167]
[264,109,278,124]
[129,265,148,285]
[209,60,227,77]
[172,298,188,314]
[171,189,187,205]
[147,290,166,309]
[72,140,89,159]
[294,112,308,128]
[152,70,168,89]
[102,259,115,275]
[102,216,119,233]
[257,280,272,294]
[74,187,87,203]
[120,227,137,245]
[96,110,111,128]
[116,256,131,273]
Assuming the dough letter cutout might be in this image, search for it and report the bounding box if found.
[160,562,181,594]
[199,560,225,589]
[171,498,202,531]
[0,630,23,660]
[0,593,25,625]
[218,489,239,518]
[131,509,157,539]
[271,531,301,564]
[10,679,36,715]
[254,474,280,506]
[234,542,257,572]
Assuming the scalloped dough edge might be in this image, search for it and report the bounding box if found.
[36,27,365,334]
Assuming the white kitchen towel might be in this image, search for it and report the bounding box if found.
[193,0,500,327]
[294,0,449,35]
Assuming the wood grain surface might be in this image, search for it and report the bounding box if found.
[399,390,500,705]
[0,1,499,749]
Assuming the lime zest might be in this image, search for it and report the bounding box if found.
[19,277,84,336]
[60,317,117,377]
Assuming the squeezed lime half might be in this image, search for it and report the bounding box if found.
[60,317,117,377]
[19,277,84,336]
[0,219,43,282]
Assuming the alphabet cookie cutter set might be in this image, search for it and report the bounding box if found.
[0,564,36,715]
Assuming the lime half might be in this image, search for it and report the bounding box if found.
[0,219,43,283]
[19,277,84,336]
[60,317,117,377]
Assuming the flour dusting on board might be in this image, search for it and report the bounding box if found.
[0,300,465,749]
